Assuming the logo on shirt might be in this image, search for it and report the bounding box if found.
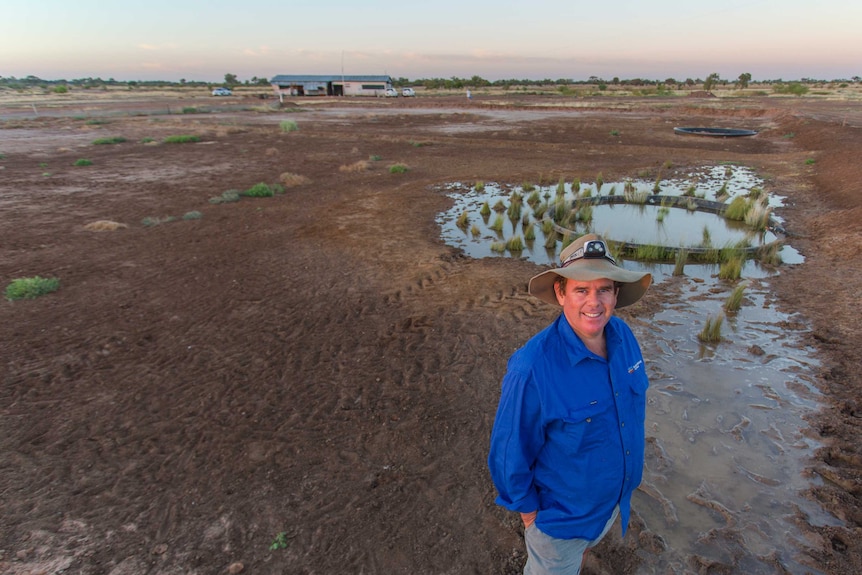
[627,360,643,374]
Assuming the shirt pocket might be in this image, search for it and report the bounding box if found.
[559,401,609,454]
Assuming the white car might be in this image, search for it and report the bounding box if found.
[212,87,232,96]
[402,87,416,97]
[384,88,398,97]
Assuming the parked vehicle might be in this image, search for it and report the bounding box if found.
[401,87,416,97]
[212,87,232,96]
[384,88,398,97]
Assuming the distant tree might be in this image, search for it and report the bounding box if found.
[685,78,695,87]
[224,73,238,86]
[736,72,752,89]
[703,72,721,93]
[664,77,677,86]
[853,76,861,83]
[612,77,620,85]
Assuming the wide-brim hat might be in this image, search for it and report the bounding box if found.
[528,233,652,308]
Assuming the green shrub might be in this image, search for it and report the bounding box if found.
[182,211,203,220]
[718,257,744,280]
[506,236,524,252]
[389,163,409,174]
[480,202,491,217]
[53,85,68,94]
[92,136,127,145]
[369,154,382,161]
[163,135,200,144]
[182,107,200,114]
[456,211,469,229]
[73,159,93,166]
[5,276,60,300]
[524,222,536,241]
[724,196,750,220]
[242,182,275,197]
[280,120,299,132]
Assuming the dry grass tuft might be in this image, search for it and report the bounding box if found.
[265,147,279,156]
[84,220,128,232]
[339,160,370,173]
[279,172,311,187]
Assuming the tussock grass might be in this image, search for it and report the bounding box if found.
[719,256,744,280]
[724,196,750,220]
[470,224,481,237]
[339,160,370,173]
[5,276,60,300]
[456,211,469,229]
[698,313,724,343]
[673,249,688,276]
[744,202,771,231]
[490,241,506,253]
[524,222,536,241]
[724,282,747,313]
[388,163,409,174]
[474,181,485,191]
[280,172,311,187]
[83,220,127,231]
[92,136,126,145]
[73,159,93,166]
[182,211,203,220]
[480,202,491,217]
[490,215,504,232]
[506,236,524,252]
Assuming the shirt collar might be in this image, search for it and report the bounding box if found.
[554,314,621,365]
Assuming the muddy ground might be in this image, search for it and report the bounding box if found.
[1,91,861,574]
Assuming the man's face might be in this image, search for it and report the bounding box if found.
[555,278,618,341]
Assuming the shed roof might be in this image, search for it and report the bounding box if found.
[271,75,391,84]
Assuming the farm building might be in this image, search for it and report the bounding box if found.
[270,75,392,98]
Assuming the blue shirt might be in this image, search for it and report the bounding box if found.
[488,314,648,540]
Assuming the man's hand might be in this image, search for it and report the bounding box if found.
[520,511,537,528]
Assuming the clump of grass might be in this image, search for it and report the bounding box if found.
[480,201,491,217]
[140,137,156,144]
[805,158,815,165]
[470,224,481,237]
[182,107,200,114]
[83,220,127,232]
[279,172,311,187]
[724,282,747,313]
[526,190,541,206]
[85,119,110,125]
[673,249,687,276]
[163,135,200,144]
[656,207,670,223]
[73,159,93,166]
[210,190,241,204]
[522,182,535,193]
[92,136,126,145]
[507,201,522,222]
[719,256,744,280]
[182,211,203,220]
[456,211,469,229]
[595,172,604,192]
[701,226,712,247]
[474,181,485,192]
[389,163,409,174]
[141,216,177,226]
[490,215,504,232]
[369,154,382,161]
[339,160,370,173]
[506,236,524,252]
[634,244,671,261]
[610,129,620,137]
[544,231,558,249]
[490,241,506,253]
[492,200,506,212]
[553,198,568,223]
[745,202,771,231]
[280,120,299,132]
[724,196,750,220]
[556,177,566,196]
[756,242,783,266]
[524,222,536,241]
[698,313,724,343]
[5,276,60,300]
[623,181,648,204]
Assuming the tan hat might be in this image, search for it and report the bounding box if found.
[528,234,652,308]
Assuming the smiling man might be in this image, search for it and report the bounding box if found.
[488,234,652,574]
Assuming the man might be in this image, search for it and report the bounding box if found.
[488,233,652,574]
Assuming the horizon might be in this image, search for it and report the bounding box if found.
[3,0,860,84]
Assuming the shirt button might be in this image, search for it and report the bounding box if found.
[586,418,591,423]
[621,422,625,427]
[626,450,631,455]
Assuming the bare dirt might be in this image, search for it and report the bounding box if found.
[1,90,861,574]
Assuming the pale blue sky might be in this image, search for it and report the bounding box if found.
[2,0,859,82]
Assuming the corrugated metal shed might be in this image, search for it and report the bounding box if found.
[270,74,392,97]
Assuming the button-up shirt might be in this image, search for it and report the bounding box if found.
[488,314,648,540]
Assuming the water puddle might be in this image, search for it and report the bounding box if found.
[437,165,836,573]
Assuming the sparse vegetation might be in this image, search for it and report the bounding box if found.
[209,190,242,204]
[73,159,93,166]
[182,211,203,220]
[505,236,524,252]
[163,135,200,144]
[389,163,409,174]
[724,282,747,313]
[5,276,60,300]
[92,136,126,145]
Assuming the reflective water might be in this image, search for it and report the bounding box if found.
[437,166,834,573]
